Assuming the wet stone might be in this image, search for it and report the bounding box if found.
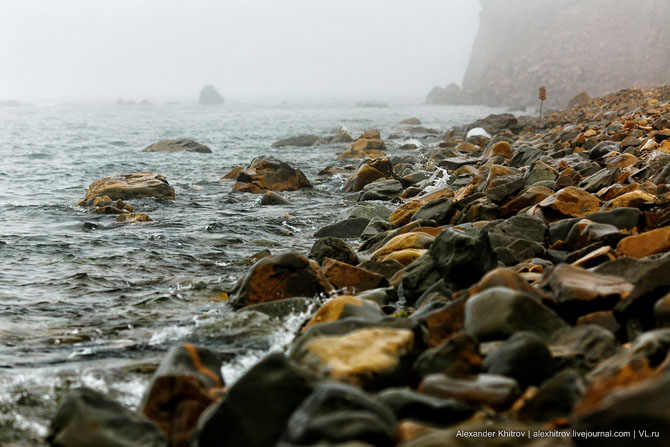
[482,332,553,388]
[418,373,521,412]
[377,388,475,427]
[284,382,396,447]
[309,237,358,265]
[464,287,568,341]
[48,387,167,447]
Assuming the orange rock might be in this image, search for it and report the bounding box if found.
[294,327,415,389]
[395,420,439,444]
[350,138,385,152]
[539,186,601,218]
[420,297,466,347]
[467,267,538,297]
[81,172,175,202]
[573,357,660,418]
[302,295,381,331]
[499,186,553,217]
[452,165,481,176]
[378,248,427,266]
[141,344,224,447]
[616,226,670,258]
[598,183,640,201]
[360,129,381,140]
[484,165,517,190]
[220,166,242,181]
[389,200,425,227]
[540,264,633,319]
[321,258,387,293]
[341,164,387,192]
[490,141,513,158]
[410,226,445,237]
[336,148,387,160]
[233,156,312,194]
[371,233,434,261]
[228,252,333,308]
[115,212,152,223]
[388,188,453,227]
[571,245,617,269]
[455,142,478,153]
[605,152,638,169]
[602,190,656,210]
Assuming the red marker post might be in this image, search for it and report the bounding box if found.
[539,86,547,125]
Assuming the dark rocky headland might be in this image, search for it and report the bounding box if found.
[47,85,670,447]
[427,0,670,109]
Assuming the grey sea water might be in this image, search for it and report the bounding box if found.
[0,100,499,444]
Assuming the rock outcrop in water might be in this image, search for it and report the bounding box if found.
[142,138,212,153]
[232,155,313,194]
[52,85,670,447]
[429,0,670,108]
[198,84,224,105]
[271,130,353,148]
[79,173,175,203]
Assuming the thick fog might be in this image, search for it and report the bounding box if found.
[0,0,480,102]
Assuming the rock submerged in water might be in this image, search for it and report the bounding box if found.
[198,84,224,105]
[233,155,312,194]
[271,130,352,148]
[142,138,212,153]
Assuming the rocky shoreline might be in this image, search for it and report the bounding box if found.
[49,86,670,447]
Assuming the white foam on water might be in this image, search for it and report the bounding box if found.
[423,167,451,194]
[220,301,318,385]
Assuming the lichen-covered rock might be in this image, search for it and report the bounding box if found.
[292,327,415,390]
[79,173,175,203]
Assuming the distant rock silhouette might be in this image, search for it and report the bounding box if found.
[199,85,224,105]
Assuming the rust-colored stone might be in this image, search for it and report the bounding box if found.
[616,226,670,258]
[321,258,387,293]
[233,156,312,194]
[80,172,175,202]
[229,252,333,309]
[371,233,434,261]
[341,163,387,192]
[499,186,553,217]
[378,248,427,266]
[539,186,601,218]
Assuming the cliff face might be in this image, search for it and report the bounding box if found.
[432,0,670,108]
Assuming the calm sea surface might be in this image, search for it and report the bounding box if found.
[0,101,500,443]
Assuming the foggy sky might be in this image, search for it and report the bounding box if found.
[0,0,481,102]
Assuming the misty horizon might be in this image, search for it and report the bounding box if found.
[0,0,481,103]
